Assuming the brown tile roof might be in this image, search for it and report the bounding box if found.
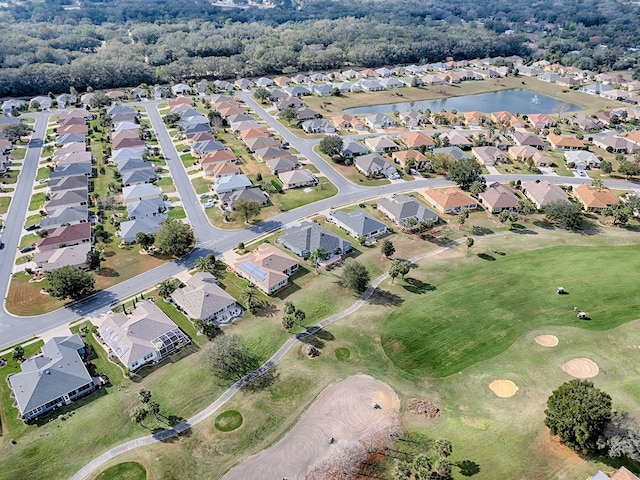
[397,132,436,148]
[392,150,428,165]
[547,134,585,149]
[422,187,476,211]
[574,184,619,210]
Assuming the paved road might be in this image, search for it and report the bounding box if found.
[1,100,639,352]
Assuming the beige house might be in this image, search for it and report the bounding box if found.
[170,272,241,322]
[478,182,519,213]
[422,187,477,214]
[278,169,318,190]
[233,243,299,294]
[573,184,618,212]
[522,180,570,208]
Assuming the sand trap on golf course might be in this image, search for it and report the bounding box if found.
[562,358,599,378]
[535,335,559,347]
[489,379,519,398]
[222,375,399,480]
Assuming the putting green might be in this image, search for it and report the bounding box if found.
[381,245,640,378]
[215,410,244,432]
[95,462,146,480]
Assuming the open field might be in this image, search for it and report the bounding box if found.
[304,76,623,116]
[87,228,640,480]
[94,462,146,480]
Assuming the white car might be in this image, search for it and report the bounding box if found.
[199,193,210,199]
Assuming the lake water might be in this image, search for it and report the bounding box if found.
[343,89,582,115]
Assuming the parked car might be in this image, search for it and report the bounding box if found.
[20,245,35,253]
[0,242,4,250]
[199,193,210,199]
[25,224,40,231]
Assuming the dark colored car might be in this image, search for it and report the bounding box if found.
[20,245,35,253]
[0,242,4,250]
[25,224,40,231]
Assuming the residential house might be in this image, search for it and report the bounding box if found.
[295,107,319,121]
[274,76,292,86]
[187,131,215,144]
[255,77,274,88]
[193,140,226,156]
[56,133,86,146]
[44,189,88,212]
[359,80,385,92]
[254,147,290,162]
[40,205,89,230]
[422,187,478,214]
[328,210,387,241]
[573,114,603,131]
[471,146,507,166]
[365,114,397,130]
[593,136,639,154]
[301,119,335,134]
[527,113,555,129]
[511,131,547,150]
[126,198,166,220]
[170,272,241,322]
[213,174,252,195]
[123,184,163,203]
[464,111,487,127]
[36,223,92,252]
[119,215,167,244]
[278,221,352,259]
[478,182,519,213]
[397,132,435,149]
[8,335,94,421]
[522,180,570,208]
[244,136,281,152]
[122,167,156,186]
[266,156,299,174]
[56,94,77,109]
[381,78,402,90]
[278,169,318,190]
[313,84,333,97]
[398,110,425,128]
[392,150,428,169]
[206,162,241,179]
[1,99,25,116]
[235,78,254,90]
[547,134,585,150]
[341,140,369,158]
[284,86,311,98]
[47,175,88,193]
[49,163,93,180]
[433,146,468,161]
[33,243,92,271]
[275,97,304,111]
[365,136,397,153]
[440,131,472,149]
[99,300,190,372]
[172,84,192,96]
[291,74,308,84]
[377,194,439,228]
[233,243,299,294]
[564,150,601,170]
[491,111,525,128]
[574,184,619,212]
[218,187,269,210]
[355,154,399,179]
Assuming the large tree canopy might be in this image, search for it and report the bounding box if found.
[154,218,194,257]
[544,379,612,454]
[46,266,95,301]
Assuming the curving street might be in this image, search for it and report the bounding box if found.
[0,98,637,354]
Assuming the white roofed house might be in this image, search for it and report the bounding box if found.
[365,136,397,153]
[98,300,191,372]
[278,169,318,190]
[365,114,397,130]
[122,184,163,203]
[328,210,388,241]
[170,272,241,323]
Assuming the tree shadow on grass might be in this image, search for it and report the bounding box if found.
[244,368,279,392]
[314,328,334,342]
[367,289,404,307]
[470,225,494,236]
[257,303,278,317]
[458,460,481,476]
[97,267,119,277]
[477,253,496,261]
[402,278,436,294]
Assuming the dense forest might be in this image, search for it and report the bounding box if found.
[0,0,638,97]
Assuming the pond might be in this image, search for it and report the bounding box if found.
[343,89,582,116]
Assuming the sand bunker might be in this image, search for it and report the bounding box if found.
[562,358,599,379]
[222,375,400,480]
[535,335,559,347]
[489,379,519,398]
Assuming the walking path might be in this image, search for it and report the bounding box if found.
[71,229,522,479]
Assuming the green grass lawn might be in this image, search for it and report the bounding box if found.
[181,153,197,168]
[19,233,39,249]
[35,167,50,181]
[28,192,45,212]
[167,206,186,219]
[10,148,26,160]
[94,462,146,480]
[191,176,211,195]
[214,410,243,432]
[276,182,338,211]
[0,197,10,215]
[381,244,640,378]
[155,297,206,347]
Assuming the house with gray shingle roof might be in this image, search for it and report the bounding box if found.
[98,300,191,372]
[218,187,269,210]
[355,153,399,179]
[377,194,439,227]
[329,210,388,240]
[170,272,241,323]
[8,334,94,420]
[278,221,352,259]
[119,215,167,244]
[40,205,89,230]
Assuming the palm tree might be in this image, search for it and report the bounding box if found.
[194,254,216,273]
[309,247,327,273]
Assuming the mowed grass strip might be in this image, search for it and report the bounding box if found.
[381,245,640,378]
[94,462,146,480]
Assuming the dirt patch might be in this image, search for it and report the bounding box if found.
[535,335,559,347]
[222,375,400,480]
[407,398,441,419]
[489,379,519,398]
[561,358,599,379]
